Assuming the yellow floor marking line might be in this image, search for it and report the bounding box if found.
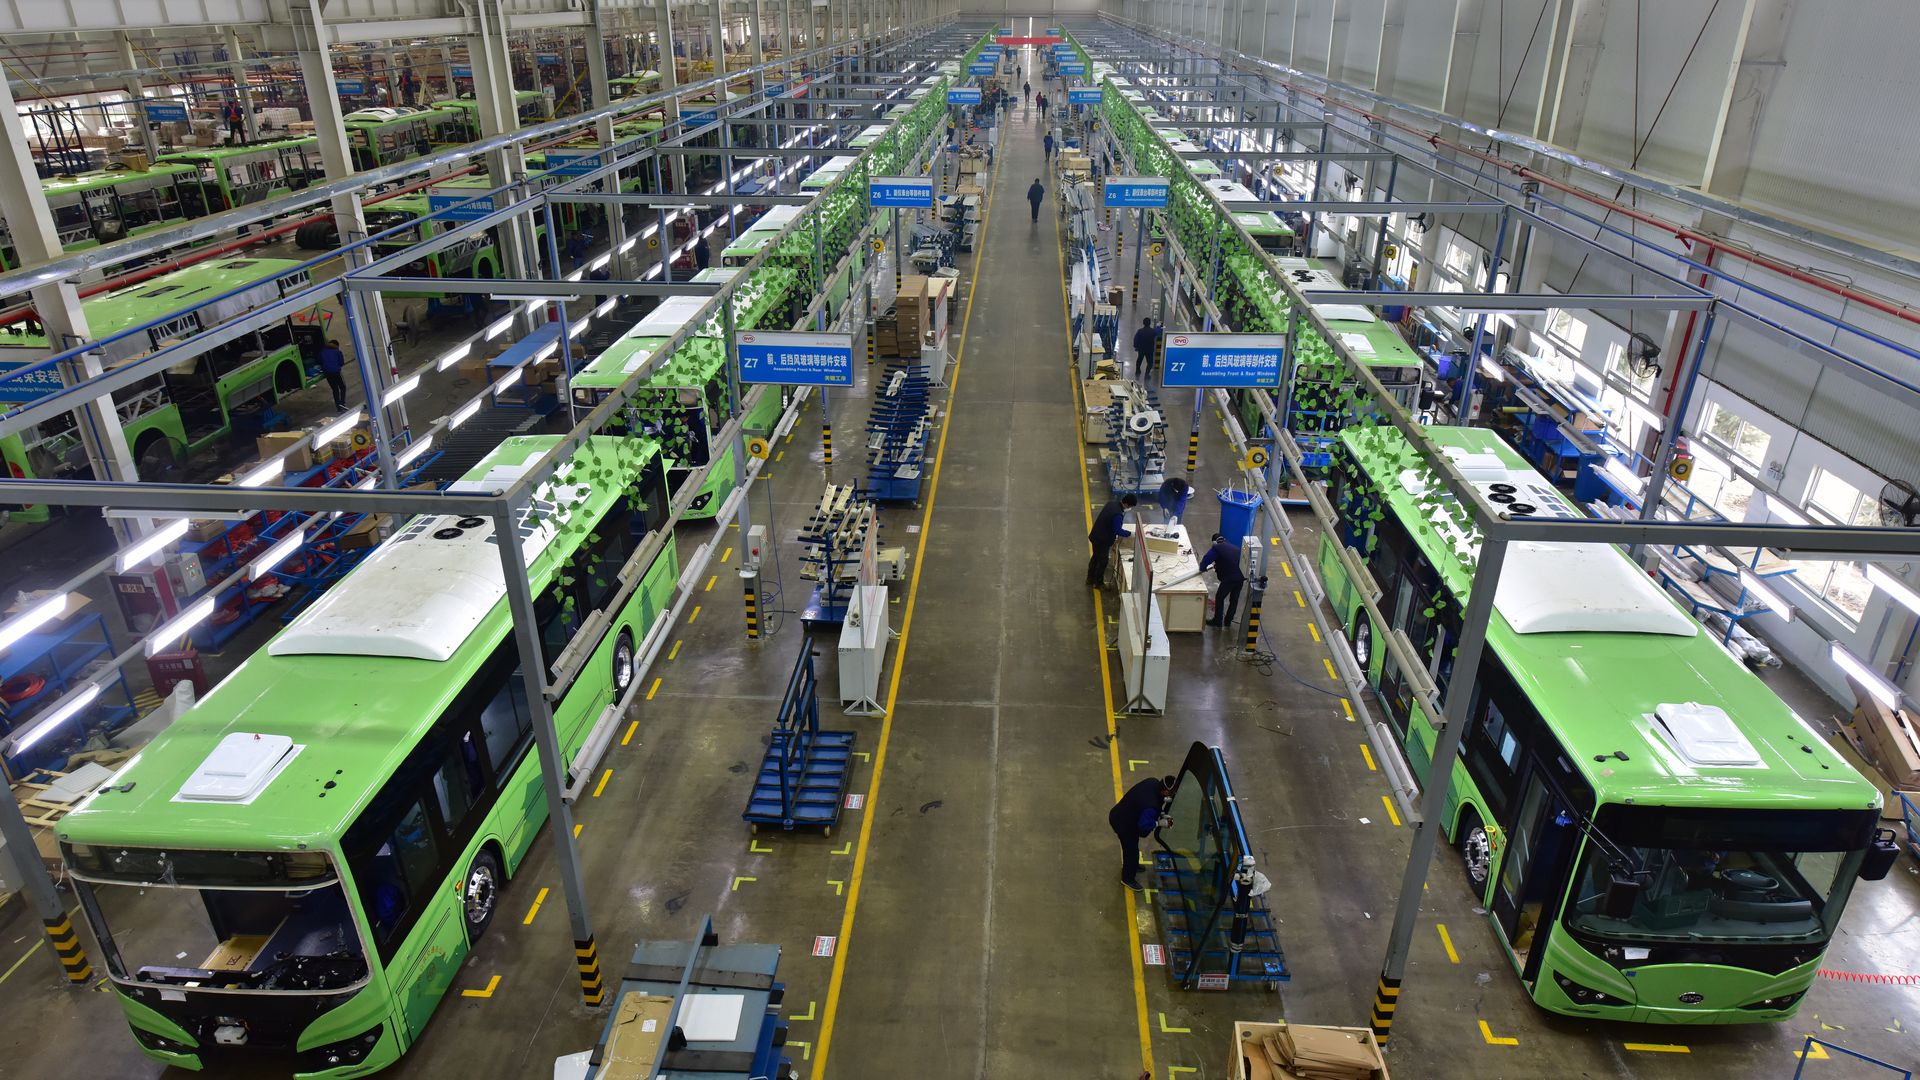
[1294,590,1306,607]
[704,575,717,592]
[1341,698,1355,721]
[1128,759,1150,772]
[1798,1041,1830,1060]
[1437,923,1459,963]
[789,1041,812,1060]
[1623,1043,1691,1054]
[775,449,785,462]
[852,751,871,762]
[0,940,44,988]
[1478,1020,1518,1046]
[722,546,733,562]
[1167,1069,1198,1077]
[1381,795,1402,827]
[592,769,612,798]
[668,639,682,661]
[1307,622,1321,642]
[572,823,583,838]
[621,719,639,746]
[1060,186,1157,1080]
[1360,744,1376,771]
[1281,560,1293,577]
[828,879,845,896]
[730,876,756,891]
[1322,657,1338,680]
[460,974,502,999]
[791,1000,817,1022]
[522,887,550,925]
[832,842,852,855]
[646,677,662,700]
[814,136,1005,1080]
[1158,1012,1191,1035]
[750,839,774,853]
[688,605,702,624]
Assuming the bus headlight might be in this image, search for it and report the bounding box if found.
[1552,971,1629,1008]
[131,1026,196,1056]
[298,1024,384,1070]
[1740,990,1806,1012]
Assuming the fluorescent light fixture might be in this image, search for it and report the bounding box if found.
[486,314,514,339]
[1865,563,1920,616]
[1738,569,1793,620]
[145,595,215,656]
[1476,356,1505,383]
[249,529,305,580]
[11,683,100,752]
[595,297,617,317]
[450,397,484,430]
[589,253,611,271]
[536,341,560,363]
[570,315,591,337]
[116,519,190,571]
[523,300,544,313]
[237,458,285,488]
[312,408,364,450]
[397,436,434,468]
[493,365,526,394]
[0,593,69,654]
[1831,642,1899,708]
[436,342,473,371]
[618,236,639,253]
[354,475,378,490]
[1766,493,1808,526]
[1601,458,1644,496]
[566,268,584,282]
[382,374,421,407]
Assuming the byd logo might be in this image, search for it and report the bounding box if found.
[741,334,756,343]
[1172,335,1189,346]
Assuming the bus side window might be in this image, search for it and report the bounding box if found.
[352,800,440,956]
[536,582,584,670]
[575,497,641,614]
[432,732,484,833]
[477,650,533,783]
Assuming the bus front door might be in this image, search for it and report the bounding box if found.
[1491,771,1578,978]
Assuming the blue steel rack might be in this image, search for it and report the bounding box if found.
[743,647,854,835]
[861,360,932,503]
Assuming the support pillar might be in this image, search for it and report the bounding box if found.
[224,29,262,141]
[115,34,161,159]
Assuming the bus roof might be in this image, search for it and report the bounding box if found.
[41,164,195,198]
[1341,423,1877,810]
[57,434,655,851]
[158,136,317,163]
[342,106,450,129]
[573,297,721,391]
[0,257,304,356]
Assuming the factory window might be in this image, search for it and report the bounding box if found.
[1683,444,1755,519]
[1603,342,1659,402]
[1787,468,1875,623]
[1700,400,1771,470]
[1542,308,1587,354]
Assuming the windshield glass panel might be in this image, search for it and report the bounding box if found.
[82,877,369,992]
[1565,806,1873,945]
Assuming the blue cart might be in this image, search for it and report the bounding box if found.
[743,647,855,835]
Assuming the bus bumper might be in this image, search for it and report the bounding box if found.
[1540,949,1815,1024]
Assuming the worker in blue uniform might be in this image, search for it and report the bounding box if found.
[1109,774,1176,891]
[1086,493,1137,587]
[1027,178,1045,224]
[1199,532,1246,629]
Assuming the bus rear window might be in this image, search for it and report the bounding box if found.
[65,844,335,887]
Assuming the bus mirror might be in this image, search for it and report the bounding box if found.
[1860,829,1899,881]
[1603,870,1647,919]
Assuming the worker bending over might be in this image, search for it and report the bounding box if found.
[1199,532,1246,629]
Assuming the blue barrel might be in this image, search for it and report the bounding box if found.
[1217,489,1263,541]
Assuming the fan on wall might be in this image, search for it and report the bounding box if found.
[1625,331,1662,380]
[1878,480,1920,527]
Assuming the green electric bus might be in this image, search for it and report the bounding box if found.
[1320,423,1886,1023]
[1205,179,1296,256]
[571,278,787,519]
[431,91,551,142]
[58,433,678,1076]
[342,107,460,171]
[0,164,203,270]
[160,138,326,211]
[608,70,662,99]
[0,257,316,479]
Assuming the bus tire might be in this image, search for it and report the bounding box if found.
[612,629,636,697]
[294,220,338,250]
[1349,615,1373,674]
[133,431,178,478]
[1457,810,1491,892]
[274,359,303,396]
[462,848,504,944]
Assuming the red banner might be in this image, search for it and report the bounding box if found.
[994,35,1063,45]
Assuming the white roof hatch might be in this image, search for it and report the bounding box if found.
[1649,703,1764,767]
[176,733,303,804]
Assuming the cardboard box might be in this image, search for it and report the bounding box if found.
[1849,678,1920,789]
[1231,1021,1388,1080]
[256,431,314,474]
[337,513,388,551]
[600,992,675,1078]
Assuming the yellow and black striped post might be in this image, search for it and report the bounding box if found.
[1370,974,1400,1042]
[1186,427,1200,473]
[866,324,877,364]
[1243,595,1262,652]
[45,915,91,984]
[575,937,605,1005]
[744,580,761,640]
[1131,257,1141,304]
[823,420,833,467]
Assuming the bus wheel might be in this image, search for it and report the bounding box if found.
[462,850,503,943]
[1349,616,1373,672]
[1459,815,1492,891]
[274,360,302,396]
[612,629,635,696]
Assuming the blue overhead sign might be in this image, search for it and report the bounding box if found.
[869,176,935,208]
[1103,176,1169,208]
[544,149,605,177]
[1069,88,1103,105]
[946,87,981,105]
[736,331,854,387]
[968,62,996,76]
[335,78,366,95]
[452,66,473,78]
[537,52,560,64]
[680,106,720,127]
[143,101,189,123]
[1059,61,1086,75]
[0,363,65,402]
[1161,332,1285,389]
[429,192,497,223]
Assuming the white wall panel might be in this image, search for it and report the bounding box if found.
[1564,0,1740,185]
[1340,0,1386,88]
[1292,0,1332,72]
[1387,0,1458,108]
[1457,0,1555,133]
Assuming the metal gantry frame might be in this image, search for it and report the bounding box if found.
[1070,16,1920,1043]
[0,13,980,991]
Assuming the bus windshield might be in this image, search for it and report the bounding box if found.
[70,847,370,993]
[1565,806,1874,945]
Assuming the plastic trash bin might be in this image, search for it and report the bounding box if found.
[1217,488,1264,542]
